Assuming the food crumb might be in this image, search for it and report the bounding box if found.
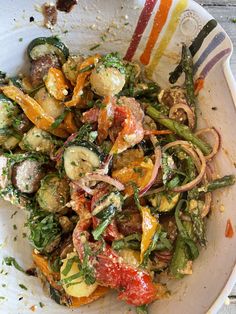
[42,2,57,29]
[30,305,36,312]
[56,0,78,13]
[219,205,225,213]
[225,219,234,238]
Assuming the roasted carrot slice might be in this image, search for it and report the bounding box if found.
[65,54,100,107]
[1,85,68,138]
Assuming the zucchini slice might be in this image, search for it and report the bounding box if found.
[27,37,69,64]
[64,142,100,180]
[37,174,70,213]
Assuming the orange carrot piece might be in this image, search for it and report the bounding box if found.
[1,85,68,138]
[44,68,69,100]
[62,111,77,134]
[65,54,100,107]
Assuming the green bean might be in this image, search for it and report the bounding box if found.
[182,44,196,114]
[146,106,212,155]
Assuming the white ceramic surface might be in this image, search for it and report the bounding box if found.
[0,1,235,314]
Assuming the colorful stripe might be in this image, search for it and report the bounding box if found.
[124,0,157,61]
[140,0,173,65]
[146,0,188,79]
[199,48,231,79]
[169,19,217,83]
[193,32,225,74]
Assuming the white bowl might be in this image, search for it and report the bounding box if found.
[0,1,235,313]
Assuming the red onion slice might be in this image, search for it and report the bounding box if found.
[169,103,195,130]
[139,136,161,196]
[163,140,206,193]
[195,127,220,161]
[75,173,125,194]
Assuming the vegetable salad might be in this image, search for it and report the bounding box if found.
[0,36,234,313]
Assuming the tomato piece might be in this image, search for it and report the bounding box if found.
[110,106,144,154]
[81,107,99,124]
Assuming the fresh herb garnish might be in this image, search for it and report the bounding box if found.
[27,210,61,252]
[19,284,27,290]
[78,64,95,73]
[136,304,148,314]
[90,44,100,51]
[3,257,26,273]
[100,52,126,74]
[51,110,69,129]
[61,256,80,276]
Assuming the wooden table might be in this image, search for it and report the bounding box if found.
[195,2,236,313]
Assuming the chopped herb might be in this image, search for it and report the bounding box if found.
[13,236,17,242]
[51,110,68,129]
[90,44,100,51]
[19,284,27,290]
[3,257,26,273]
[87,100,94,108]
[62,256,80,276]
[131,182,141,210]
[49,256,62,273]
[13,224,17,230]
[22,233,27,238]
[18,38,23,42]
[0,297,5,300]
[10,211,18,219]
[100,52,126,74]
[136,305,148,314]
[124,22,129,25]
[63,30,69,34]
[230,18,236,23]
[27,211,61,252]
[39,302,45,308]
[1,284,6,288]
[78,64,95,73]
[100,34,107,41]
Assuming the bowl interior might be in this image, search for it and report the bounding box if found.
[0,1,236,313]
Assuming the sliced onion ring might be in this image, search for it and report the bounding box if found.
[74,173,125,195]
[169,103,195,130]
[195,127,220,160]
[163,140,206,193]
[139,135,161,196]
